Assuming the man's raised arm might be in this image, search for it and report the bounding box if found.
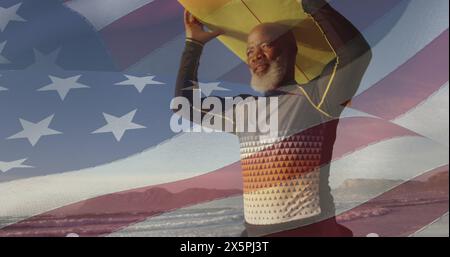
[174,36,205,108]
[302,0,372,116]
[173,11,239,131]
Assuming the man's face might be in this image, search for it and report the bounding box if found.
[246,30,281,76]
[247,27,288,93]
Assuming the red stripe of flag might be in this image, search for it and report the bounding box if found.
[99,0,184,70]
[351,30,449,120]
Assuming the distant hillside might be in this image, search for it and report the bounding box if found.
[333,171,449,203]
[76,187,243,215]
[335,171,448,223]
[333,178,404,202]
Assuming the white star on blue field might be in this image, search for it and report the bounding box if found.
[0,3,26,32]
[0,41,11,64]
[0,158,32,173]
[188,81,230,97]
[115,75,165,93]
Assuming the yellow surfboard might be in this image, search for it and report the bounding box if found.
[178,0,336,84]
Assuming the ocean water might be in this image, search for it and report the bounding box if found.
[107,196,449,237]
[108,196,246,237]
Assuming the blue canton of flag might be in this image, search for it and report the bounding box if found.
[0,0,181,182]
[0,0,254,184]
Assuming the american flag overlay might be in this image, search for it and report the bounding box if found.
[0,0,448,237]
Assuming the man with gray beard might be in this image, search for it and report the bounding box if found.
[247,23,297,94]
[174,0,372,237]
